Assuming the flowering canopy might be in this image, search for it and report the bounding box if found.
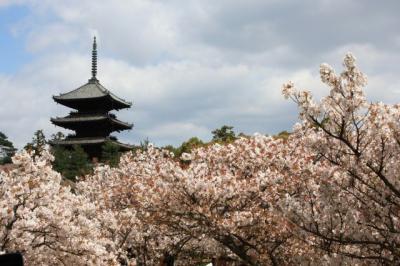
[1,54,399,265]
[0,150,116,265]
[280,53,400,264]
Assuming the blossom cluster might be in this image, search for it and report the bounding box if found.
[0,150,117,265]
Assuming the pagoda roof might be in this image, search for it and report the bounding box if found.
[53,80,132,110]
[50,137,133,151]
[51,114,133,130]
[53,37,132,111]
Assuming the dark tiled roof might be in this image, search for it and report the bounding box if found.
[51,114,133,129]
[53,80,131,107]
[50,137,133,150]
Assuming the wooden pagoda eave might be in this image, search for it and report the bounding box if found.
[50,137,133,151]
[53,94,131,110]
[52,81,132,109]
[50,115,133,130]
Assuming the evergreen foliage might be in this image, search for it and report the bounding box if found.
[101,141,121,167]
[52,145,92,181]
[172,137,204,158]
[274,130,290,140]
[211,125,237,143]
[162,126,237,160]
[24,130,47,156]
[132,138,151,154]
[0,132,14,148]
[50,131,65,142]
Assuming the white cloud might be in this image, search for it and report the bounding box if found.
[0,0,25,7]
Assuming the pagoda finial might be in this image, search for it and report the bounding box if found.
[90,36,98,82]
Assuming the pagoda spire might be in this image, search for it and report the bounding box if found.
[90,36,98,82]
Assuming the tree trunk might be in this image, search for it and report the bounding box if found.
[159,253,174,266]
[212,257,229,266]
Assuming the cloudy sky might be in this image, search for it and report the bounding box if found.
[0,0,400,148]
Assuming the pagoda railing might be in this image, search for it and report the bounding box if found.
[66,134,118,141]
[66,112,117,119]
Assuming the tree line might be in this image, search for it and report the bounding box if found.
[1,125,275,182]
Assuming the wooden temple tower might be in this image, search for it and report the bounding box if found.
[50,37,133,158]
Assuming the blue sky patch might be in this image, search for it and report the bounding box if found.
[0,5,31,74]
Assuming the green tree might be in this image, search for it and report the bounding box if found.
[211,125,237,143]
[174,137,204,158]
[101,141,121,167]
[0,131,14,148]
[52,146,69,174]
[50,131,65,142]
[25,130,47,156]
[68,145,91,180]
[52,145,91,181]
[132,138,151,154]
[162,145,177,155]
[0,131,15,164]
[274,130,291,140]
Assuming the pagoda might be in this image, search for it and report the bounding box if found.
[50,37,133,158]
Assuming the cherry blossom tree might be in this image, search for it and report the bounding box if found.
[0,150,117,265]
[280,53,400,264]
[78,138,325,265]
[78,148,218,265]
